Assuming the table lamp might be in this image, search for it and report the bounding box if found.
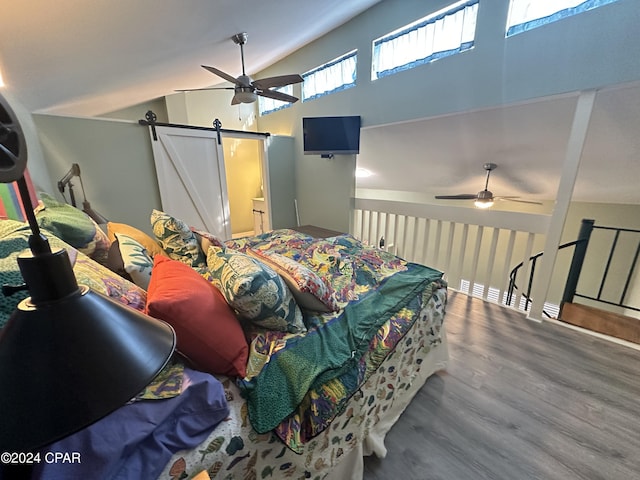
[0,92,176,454]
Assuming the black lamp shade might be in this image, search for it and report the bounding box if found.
[0,250,176,452]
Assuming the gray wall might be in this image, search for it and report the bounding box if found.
[255,0,640,231]
[33,114,162,235]
[266,135,298,229]
[32,110,298,237]
[101,97,169,123]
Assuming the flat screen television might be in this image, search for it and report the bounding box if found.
[302,116,361,155]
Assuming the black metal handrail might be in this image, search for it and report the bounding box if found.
[569,224,640,313]
[506,239,585,317]
[507,218,640,319]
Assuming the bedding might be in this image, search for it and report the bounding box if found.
[223,230,444,440]
[145,255,249,378]
[0,214,448,480]
[0,219,144,328]
[32,366,230,480]
[206,245,306,334]
[155,229,448,479]
[158,281,447,480]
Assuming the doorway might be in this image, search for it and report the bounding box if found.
[148,125,271,241]
[222,134,269,238]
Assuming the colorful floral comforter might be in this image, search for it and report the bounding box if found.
[224,229,445,452]
[159,277,448,480]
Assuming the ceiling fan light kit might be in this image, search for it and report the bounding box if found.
[474,189,494,208]
[435,162,542,208]
[179,32,303,106]
[232,86,258,104]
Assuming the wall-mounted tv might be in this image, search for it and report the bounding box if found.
[302,116,361,155]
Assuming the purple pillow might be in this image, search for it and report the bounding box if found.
[32,368,228,480]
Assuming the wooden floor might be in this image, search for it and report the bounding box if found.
[560,301,640,344]
[363,291,640,480]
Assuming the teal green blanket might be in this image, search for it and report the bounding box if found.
[238,259,443,433]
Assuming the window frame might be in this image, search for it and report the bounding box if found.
[371,0,479,81]
[258,84,294,116]
[301,49,358,102]
[506,0,620,37]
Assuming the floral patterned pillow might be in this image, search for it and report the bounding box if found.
[191,227,225,256]
[79,217,111,266]
[247,249,338,312]
[206,246,305,334]
[151,210,205,270]
[113,233,154,290]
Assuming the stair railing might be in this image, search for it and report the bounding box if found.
[506,239,586,317]
[507,219,595,317]
[564,222,640,313]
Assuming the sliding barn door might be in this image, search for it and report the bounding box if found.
[148,126,232,240]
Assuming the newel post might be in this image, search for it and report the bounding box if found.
[561,218,595,306]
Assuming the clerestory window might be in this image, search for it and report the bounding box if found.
[506,0,620,37]
[371,0,479,81]
[301,50,357,102]
[258,85,294,116]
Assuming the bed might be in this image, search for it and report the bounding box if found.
[0,203,448,480]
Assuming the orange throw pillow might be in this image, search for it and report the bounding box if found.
[145,256,248,377]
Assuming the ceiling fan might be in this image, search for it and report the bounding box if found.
[435,163,542,208]
[177,32,303,105]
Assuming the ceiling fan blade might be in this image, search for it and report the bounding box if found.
[435,194,477,200]
[498,197,544,205]
[201,65,238,84]
[175,87,235,92]
[253,74,303,90]
[257,89,299,103]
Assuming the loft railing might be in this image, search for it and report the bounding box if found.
[563,221,640,313]
[350,197,550,312]
[506,239,585,318]
[508,219,640,318]
[350,200,640,321]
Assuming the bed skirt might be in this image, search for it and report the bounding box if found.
[327,330,449,480]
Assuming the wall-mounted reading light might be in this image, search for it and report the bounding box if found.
[57,163,108,225]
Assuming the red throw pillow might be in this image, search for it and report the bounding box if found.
[145,256,248,377]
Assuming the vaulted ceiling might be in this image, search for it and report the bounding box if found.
[0,0,380,116]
